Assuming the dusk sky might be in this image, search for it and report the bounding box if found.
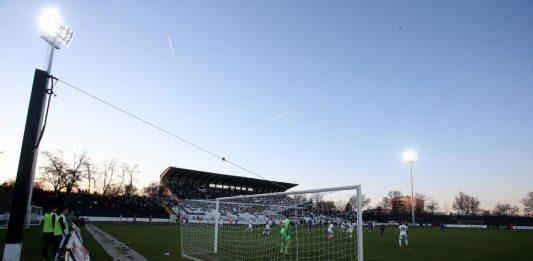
[1,0,532,212]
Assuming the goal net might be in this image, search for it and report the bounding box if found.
[26,205,43,228]
[179,185,363,260]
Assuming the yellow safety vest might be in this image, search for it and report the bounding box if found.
[54,214,69,236]
[43,212,55,233]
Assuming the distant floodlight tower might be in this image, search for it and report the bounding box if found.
[403,150,418,225]
[39,8,74,73]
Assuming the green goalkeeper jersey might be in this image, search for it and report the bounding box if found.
[280,218,291,240]
[280,226,291,240]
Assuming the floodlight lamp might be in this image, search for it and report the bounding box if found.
[403,150,417,164]
[39,8,73,49]
[39,8,61,34]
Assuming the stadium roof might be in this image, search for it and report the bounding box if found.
[160,167,298,193]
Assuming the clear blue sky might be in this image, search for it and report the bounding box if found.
[1,0,532,212]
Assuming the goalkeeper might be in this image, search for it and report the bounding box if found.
[279,217,291,254]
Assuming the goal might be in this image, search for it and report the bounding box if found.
[26,205,43,228]
[179,185,363,260]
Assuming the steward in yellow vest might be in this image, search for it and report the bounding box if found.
[53,207,70,259]
[41,206,57,260]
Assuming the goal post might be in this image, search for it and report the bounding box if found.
[179,185,364,260]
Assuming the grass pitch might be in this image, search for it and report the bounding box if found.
[0,226,112,260]
[97,223,533,261]
[1,223,533,260]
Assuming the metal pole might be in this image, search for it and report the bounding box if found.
[25,45,54,228]
[410,163,415,224]
[46,46,54,74]
[356,185,363,261]
[213,200,219,254]
[3,69,50,261]
[23,45,57,227]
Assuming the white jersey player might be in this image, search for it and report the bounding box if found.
[327,223,334,239]
[347,222,355,238]
[399,222,409,247]
[247,219,253,233]
[306,218,313,234]
[340,221,345,230]
[262,220,271,235]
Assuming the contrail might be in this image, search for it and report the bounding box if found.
[167,36,176,63]
[258,110,290,126]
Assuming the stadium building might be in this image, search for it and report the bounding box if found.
[160,167,298,200]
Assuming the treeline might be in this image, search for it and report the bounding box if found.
[25,150,160,197]
[293,190,533,218]
[369,190,533,217]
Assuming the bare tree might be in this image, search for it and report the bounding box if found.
[83,161,98,194]
[39,150,89,196]
[92,160,140,196]
[317,200,337,211]
[426,200,439,214]
[310,193,324,207]
[121,163,139,196]
[413,193,426,214]
[143,181,161,197]
[345,194,371,211]
[39,151,68,192]
[480,209,491,216]
[124,184,138,196]
[380,191,402,210]
[452,192,480,215]
[111,164,127,196]
[1,179,15,187]
[335,198,348,211]
[521,192,533,217]
[388,191,402,200]
[493,202,520,216]
[98,160,117,195]
[380,197,392,209]
[293,194,307,203]
[64,151,89,194]
[293,194,312,206]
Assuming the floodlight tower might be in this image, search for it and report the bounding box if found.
[3,8,73,261]
[403,150,417,225]
[39,8,74,73]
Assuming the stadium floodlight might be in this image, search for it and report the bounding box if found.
[3,8,74,261]
[39,8,74,73]
[403,150,417,164]
[403,150,417,225]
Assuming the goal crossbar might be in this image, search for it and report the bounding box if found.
[216,185,361,200]
[185,199,304,209]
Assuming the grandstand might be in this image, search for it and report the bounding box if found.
[160,167,299,226]
[160,167,298,200]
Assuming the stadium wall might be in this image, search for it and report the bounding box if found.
[363,213,533,226]
[81,216,171,223]
[445,224,488,229]
[512,226,533,230]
